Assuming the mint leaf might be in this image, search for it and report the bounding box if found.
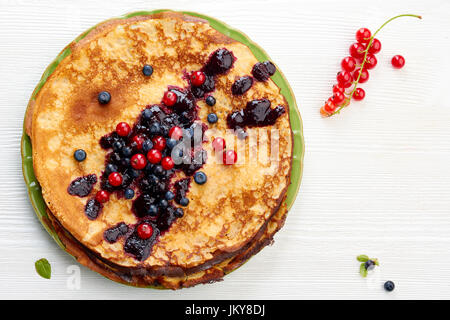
[359,263,368,277]
[35,258,51,279]
[357,254,369,262]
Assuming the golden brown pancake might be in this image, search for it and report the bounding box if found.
[27,12,293,288]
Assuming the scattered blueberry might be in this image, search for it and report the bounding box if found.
[129,169,140,178]
[121,146,132,157]
[112,141,123,151]
[384,281,395,292]
[150,122,161,135]
[365,260,376,271]
[165,191,175,201]
[142,64,153,77]
[74,149,86,162]
[148,204,158,216]
[159,199,168,208]
[205,95,216,106]
[179,197,189,206]
[142,108,153,120]
[153,165,163,176]
[174,208,184,218]
[207,113,218,124]
[98,91,111,104]
[194,171,207,185]
[124,188,135,199]
[105,164,118,175]
[166,138,177,150]
[142,140,153,153]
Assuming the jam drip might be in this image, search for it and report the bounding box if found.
[252,61,276,82]
[104,223,128,243]
[124,224,160,261]
[227,99,286,130]
[231,76,253,95]
[85,198,102,220]
[67,174,97,197]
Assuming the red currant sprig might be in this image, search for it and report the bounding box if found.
[321,14,421,117]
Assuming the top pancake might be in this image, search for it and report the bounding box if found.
[29,12,292,270]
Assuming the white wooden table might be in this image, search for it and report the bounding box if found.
[1,0,449,300]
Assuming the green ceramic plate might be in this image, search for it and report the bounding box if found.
[21,10,305,257]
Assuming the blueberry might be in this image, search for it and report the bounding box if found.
[165,191,175,201]
[365,260,376,271]
[207,113,218,124]
[153,165,164,176]
[121,146,132,157]
[121,157,131,167]
[384,281,395,292]
[112,141,123,151]
[148,204,158,216]
[98,91,111,104]
[124,188,135,199]
[194,171,207,185]
[142,64,153,76]
[166,138,177,150]
[159,199,168,208]
[142,108,153,120]
[129,169,140,178]
[148,174,159,184]
[174,208,184,218]
[205,95,216,106]
[179,197,189,206]
[142,140,153,153]
[105,164,118,174]
[150,122,161,135]
[74,149,86,162]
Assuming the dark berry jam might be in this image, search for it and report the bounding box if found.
[252,61,276,82]
[231,76,253,95]
[203,48,235,76]
[67,174,97,197]
[85,198,102,220]
[104,222,129,243]
[124,223,160,261]
[227,99,286,130]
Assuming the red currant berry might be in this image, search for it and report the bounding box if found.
[349,43,366,59]
[331,91,345,106]
[152,136,166,151]
[323,98,337,113]
[353,88,365,101]
[130,153,147,170]
[132,135,145,150]
[363,53,377,70]
[163,90,177,106]
[368,38,381,54]
[337,71,353,87]
[190,71,206,86]
[353,68,369,83]
[95,190,110,203]
[332,84,345,94]
[320,106,330,117]
[356,28,372,44]
[391,55,405,69]
[341,56,356,72]
[116,122,131,137]
[137,223,153,239]
[169,126,183,140]
[212,137,226,151]
[223,150,237,165]
[161,157,175,170]
[147,149,162,164]
[108,172,123,187]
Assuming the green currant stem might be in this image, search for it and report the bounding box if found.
[331,14,422,116]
